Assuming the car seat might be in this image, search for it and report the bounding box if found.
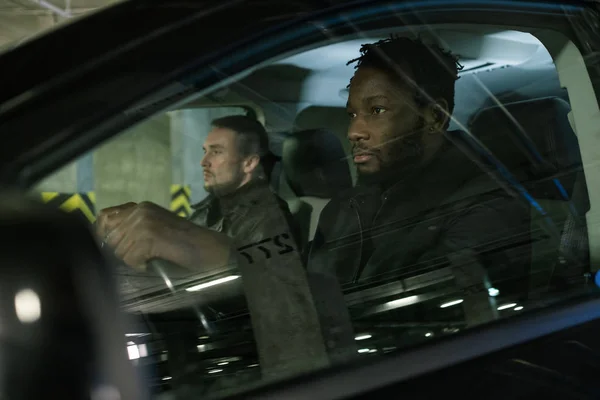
[467,96,590,294]
[281,128,353,253]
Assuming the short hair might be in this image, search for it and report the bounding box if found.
[347,35,463,126]
[211,115,276,179]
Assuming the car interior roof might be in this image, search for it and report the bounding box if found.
[184,25,565,135]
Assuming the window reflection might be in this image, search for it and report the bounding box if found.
[28,13,600,399]
[14,289,41,323]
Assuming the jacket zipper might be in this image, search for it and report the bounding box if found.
[372,191,388,226]
[350,198,363,284]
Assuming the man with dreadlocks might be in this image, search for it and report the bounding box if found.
[305,36,531,358]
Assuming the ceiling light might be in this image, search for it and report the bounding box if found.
[385,295,420,308]
[208,369,223,374]
[357,348,370,353]
[514,306,524,311]
[355,334,372,341]
[488,287,499,297]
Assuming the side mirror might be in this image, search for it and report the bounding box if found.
[0,192,145,400]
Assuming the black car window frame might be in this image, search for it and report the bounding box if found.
[0,0,596,189]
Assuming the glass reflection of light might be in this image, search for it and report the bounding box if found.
[91,385,121,400]
[384,295,420,309]
[14,289,41,323]
[185,275,240,292]
[127,345,140,360]
[125,333,149,338]
[497,303,518,311]
[138,344,148,357]
[126,343,147,360]
[440,299,464,308]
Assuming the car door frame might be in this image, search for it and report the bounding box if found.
[0,0,596,188]
[1,0,600,397]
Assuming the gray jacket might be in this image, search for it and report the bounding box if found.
[117,181,300,313]
[189,180,300,250]
[117,181,329,376]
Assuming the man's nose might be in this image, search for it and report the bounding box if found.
[200,154,210,168]
[347,118,370,142]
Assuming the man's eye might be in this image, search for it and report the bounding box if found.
[372,107,386,115]
[347,111,357,118]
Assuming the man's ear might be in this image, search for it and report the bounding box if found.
[243,154,261,175]
[423,98,450,133]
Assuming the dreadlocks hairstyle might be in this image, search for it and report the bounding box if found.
[347,35,463,127]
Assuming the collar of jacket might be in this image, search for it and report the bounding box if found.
[191,179,273,214]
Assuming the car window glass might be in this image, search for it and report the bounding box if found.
[29,17,600,400]
[32,106,247,215]
[0,1,120,54]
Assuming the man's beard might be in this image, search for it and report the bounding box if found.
[204,171,245,197]
[357,130,425,186]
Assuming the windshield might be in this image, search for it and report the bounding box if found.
[13,0,600,398]
[0,0,120,54]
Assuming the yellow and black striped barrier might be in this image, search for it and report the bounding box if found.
[40,192,96,223]
[170,184,192,218]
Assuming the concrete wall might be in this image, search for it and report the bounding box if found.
[0,14,54,50]
[32,106,247,212]
[94,114,172,211]
[170,107,246,204]
[34,161,78,193]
